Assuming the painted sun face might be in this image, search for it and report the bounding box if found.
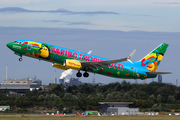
[40,46,49,58]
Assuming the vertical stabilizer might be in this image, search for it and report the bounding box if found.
[137,43,169,72]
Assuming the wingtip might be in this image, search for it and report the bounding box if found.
[127,49,136,59]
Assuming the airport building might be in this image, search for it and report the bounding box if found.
[3,79,33,84]
[98,102,139,115]
[0,79,41,93]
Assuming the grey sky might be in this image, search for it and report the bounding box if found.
[0,0,180,32]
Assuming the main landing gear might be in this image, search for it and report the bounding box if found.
[76,71,89,78]
[76,71,82,77]
[83,72,89,77]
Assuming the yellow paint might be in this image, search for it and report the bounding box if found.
[40,46,49,58]
[65,59,81,70]
[32,51,34,56]
[157,54,163,61]
[147,63,155,71]
[53,63,68,70]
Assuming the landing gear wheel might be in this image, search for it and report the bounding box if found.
[76,72,82,77]
[19,58,22,61]
[83,72,89,77]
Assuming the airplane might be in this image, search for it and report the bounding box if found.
[6,40,171,80]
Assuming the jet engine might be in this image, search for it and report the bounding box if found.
[63,59,81,70]
[52,63,68,70]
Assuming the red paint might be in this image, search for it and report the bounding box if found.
[114,63,117,69]
[101,67,105,71]
[50,47,55,53]
[93,57,97,61]
[60,49,65,56]
[141,58,146,66]
[22,42,28,45]
[32,43,40,47]
[73,52,77,59]
[117,63,123,71]
[108,64,113,68]
[107,72,111,75]
[65,50,67,56]
[88,56,93,61]
[54,48,59,54]
[83,55,88,61]
[68,51,72,58]
[79,54,83,60]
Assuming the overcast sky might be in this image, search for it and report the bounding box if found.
[0,0,180,32]
[0,0,179,85]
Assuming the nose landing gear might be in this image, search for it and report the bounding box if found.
[19,57,22,61]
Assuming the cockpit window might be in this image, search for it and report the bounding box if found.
[14,41,21,44]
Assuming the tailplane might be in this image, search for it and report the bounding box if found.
[135,43,169,72]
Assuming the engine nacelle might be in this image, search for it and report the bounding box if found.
[52,63,68,70]
[63,59,81,70]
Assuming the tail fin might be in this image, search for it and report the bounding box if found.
[136,43,169,72]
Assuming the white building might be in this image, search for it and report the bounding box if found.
[98,102,139,115]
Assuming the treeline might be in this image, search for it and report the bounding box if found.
[0,81,180,112]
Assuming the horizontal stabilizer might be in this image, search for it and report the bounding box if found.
[146,72,172,75]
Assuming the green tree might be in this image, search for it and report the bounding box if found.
[63,93,77,99]
[149,94,155,101]
[115,84,121,91]
[157,94,162,103]
[96,93,104,99]
[122,92,131,99]
[106,94,113,100]
[152,103,162,112]
[167,95,176,104]
[155,87,173,102]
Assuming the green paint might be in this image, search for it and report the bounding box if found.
[117,71,120,76]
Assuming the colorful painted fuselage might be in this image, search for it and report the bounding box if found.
[6,40,169,80]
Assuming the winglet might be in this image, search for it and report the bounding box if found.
[127,49,136,59]
[126,49,136,63]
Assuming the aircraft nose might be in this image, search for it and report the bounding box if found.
[6,42,13,49]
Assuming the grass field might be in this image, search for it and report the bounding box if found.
[0,115,180,120]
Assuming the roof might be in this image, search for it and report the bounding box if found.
[98,102,133,105]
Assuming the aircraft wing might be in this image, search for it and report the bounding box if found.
[81,49,136,70]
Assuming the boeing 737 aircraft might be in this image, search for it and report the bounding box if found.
[6,40,171,80]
